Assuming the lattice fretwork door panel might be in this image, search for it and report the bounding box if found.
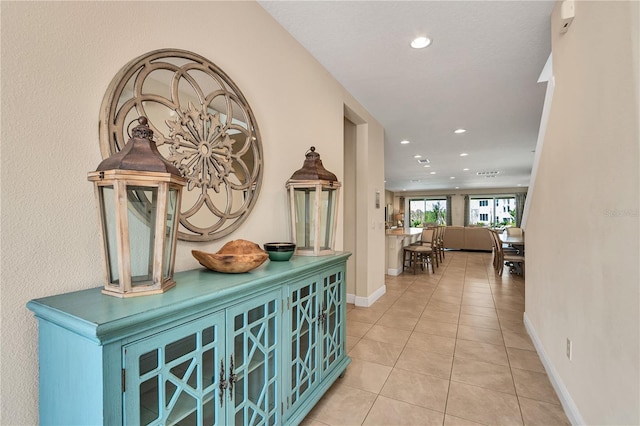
[123,312,226,426]
[321,270,345,375]
[227,290,280,426]
[287,278,320,413]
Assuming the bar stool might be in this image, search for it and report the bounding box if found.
[417,227,438,268]
[403,245,435,274]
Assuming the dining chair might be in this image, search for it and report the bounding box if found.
[490,230,524,276]
[502,249,525,276]
[438,225,446,262]
[489,229,506,272]
[506,227,523,236]
[504,227,525,254]
[429,225,443,265]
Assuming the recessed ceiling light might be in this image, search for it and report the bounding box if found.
[455,187,460,189]
[463,168,469,171]
[450,177,455,179]
[460,153,468,157]
[411,36,432,49]
[401,140,410,144]
[414,154,422,158]
[454,128,466,134]
[430,171,436,175]
[423,165,431,168]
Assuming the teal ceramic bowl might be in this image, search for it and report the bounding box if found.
[264,243,296,261]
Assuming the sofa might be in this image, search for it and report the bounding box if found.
[443,226,493,251]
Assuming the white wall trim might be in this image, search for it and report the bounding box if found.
[387,268,402,276]
[538,53,553,83]
[524,312,585,426]
[522,54,555,230]
[347,284,386,307]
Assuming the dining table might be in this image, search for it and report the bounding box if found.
[499,231,525,274]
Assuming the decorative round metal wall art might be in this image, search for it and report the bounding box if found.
[100,49,263,241]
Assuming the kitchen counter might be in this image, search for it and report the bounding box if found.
[385,227,423,275]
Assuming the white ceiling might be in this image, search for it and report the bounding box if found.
[259,0,555,192]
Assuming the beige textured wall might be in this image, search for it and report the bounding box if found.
[343,118,357,295]
[343,104,387,304]
[361,115,387,297]
[525,1,639,424]
[0,1,384,423]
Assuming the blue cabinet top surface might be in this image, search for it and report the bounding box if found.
[27,252,350,344]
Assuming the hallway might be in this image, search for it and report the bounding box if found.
[304,251,570,425]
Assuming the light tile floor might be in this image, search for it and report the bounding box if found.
[303,251,570,426]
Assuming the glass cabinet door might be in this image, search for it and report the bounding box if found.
[286,278,321,414]
[123,312,226,426]
[227,290,280,426]
[321,269,345,375]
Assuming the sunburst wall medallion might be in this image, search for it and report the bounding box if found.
[100,49,263,241]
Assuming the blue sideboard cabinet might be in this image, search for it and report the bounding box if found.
[27,253,351,425]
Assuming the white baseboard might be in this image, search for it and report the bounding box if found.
[524,312,585,425]
[387,268,402,276]
[347,285,386,308]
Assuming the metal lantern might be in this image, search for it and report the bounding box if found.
[88,117,186,297]
[286,147,341,256]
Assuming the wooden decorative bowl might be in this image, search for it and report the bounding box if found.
[192,240,268,273]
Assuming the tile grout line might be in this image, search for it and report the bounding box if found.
[313,252,567,426]
[358,253,562,425]
[486,251,527,426]
[358,268,423,425]
[358,250,454,425]
[441,251,467,424]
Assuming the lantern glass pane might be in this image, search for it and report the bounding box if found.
[100,186,119,285]
[293,188,316,250]
[163,189,179,278]
[127,187,158,285]
[320,188,336,250]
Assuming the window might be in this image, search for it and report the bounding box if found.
[469,195,516,227]
[409,198,447,227]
